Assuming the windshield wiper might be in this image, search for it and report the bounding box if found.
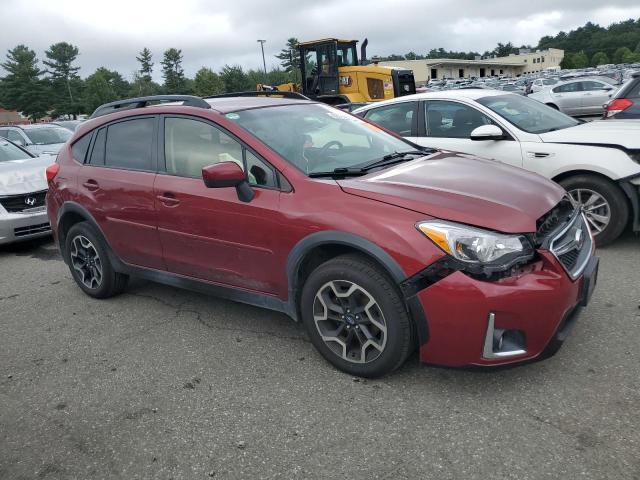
[360,149,429,172]
[308,167,367,178]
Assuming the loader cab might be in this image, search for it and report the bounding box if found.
[299,39,359,100]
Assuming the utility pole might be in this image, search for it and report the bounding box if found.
[257,39,267,83]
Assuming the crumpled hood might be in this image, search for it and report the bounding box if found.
[337,152,565,234]
[539,120,640,150]
[0,155,54,196]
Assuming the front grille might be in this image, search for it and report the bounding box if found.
[0,190,47,213]
[14,222,51,237]
[535,197,574,242]
[549,212,592,279]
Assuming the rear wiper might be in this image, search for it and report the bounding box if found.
[360,150,428,172]
[308,167,367,178]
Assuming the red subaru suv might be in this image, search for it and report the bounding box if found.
[46,94,598,377]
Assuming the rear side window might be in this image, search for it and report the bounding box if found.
[364,102,416,136]
[620,79,640,98]
[553,82,581,93]
[0,130,7,138]
[89,128,106,165]
[71,134,92,163]
[105,118,154,171]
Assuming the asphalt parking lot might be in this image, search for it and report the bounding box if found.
[1,234,639,480]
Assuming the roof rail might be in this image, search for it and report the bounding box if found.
[205,91,310,100]
[90,95,211,118]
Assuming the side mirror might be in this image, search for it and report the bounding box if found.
[470,125,504,141]
[202,162,255,203]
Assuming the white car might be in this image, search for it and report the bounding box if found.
[0,124,72,156]
[353,90,640,245]
[531,78,558,93]
[528,78,617,116]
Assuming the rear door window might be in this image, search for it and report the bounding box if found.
[553,82,581,93]
[88,128,106,165]
[364,102,417,136]
[105,118,154,171]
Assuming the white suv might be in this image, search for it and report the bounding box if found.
[354,89,640,245]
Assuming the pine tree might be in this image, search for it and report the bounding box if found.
[0,45,49,120]
[43,42,83,117]
[161,48,186,94]
[136,48,154,82]
[275,38,300,82]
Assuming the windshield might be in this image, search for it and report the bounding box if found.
[0,140,33,162]
[227,103,417,174]
[477,94,579,134]
[24,127,71,145]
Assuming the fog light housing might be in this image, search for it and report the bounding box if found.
[482,313,526,359]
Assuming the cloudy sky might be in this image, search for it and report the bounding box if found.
[2,0,640,81]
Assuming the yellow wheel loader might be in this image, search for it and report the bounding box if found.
[258,38,416,107]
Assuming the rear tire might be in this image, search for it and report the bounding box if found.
[559,174,629,246]
[65,222,129,298]
[300,254,414,378]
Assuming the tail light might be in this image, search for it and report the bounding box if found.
[605,98,633,118]
[46,163,60,183]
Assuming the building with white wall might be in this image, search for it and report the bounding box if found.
[381,48,564,85]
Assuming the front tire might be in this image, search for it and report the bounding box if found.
[65,222,129,298]
[559,174,629,246]
[300,254,414,378]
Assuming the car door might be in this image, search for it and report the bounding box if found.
[551,82,583,115]
[154,115,283,294]
[361,101,418,137]
[76,116,165,270]
[580,81,614,115]
[408,100,523,168]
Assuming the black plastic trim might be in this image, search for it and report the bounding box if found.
[286,230,429,345]
[619,180,640,232]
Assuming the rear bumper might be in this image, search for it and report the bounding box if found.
[415,251,592,367]
[0,209,51,245]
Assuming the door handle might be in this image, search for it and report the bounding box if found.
[157,193,180,207]
[82,180,99,191]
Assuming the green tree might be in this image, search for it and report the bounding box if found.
[133,47,156,96]
[83,67,130,113]
[193,67,224,97]
[591,51,609,66]
[161,48,186,94]
[0,45,49,120]
[492,42,518,57]
[572,51,589,68]
[622,50,640,63]
[136,48,153,82]
[43,42,83,117]
[219,65,251,92]
[613,47,632,64]
[275,38,300,80]
[560,53,574,69]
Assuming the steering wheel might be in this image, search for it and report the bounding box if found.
[320,140,344,155]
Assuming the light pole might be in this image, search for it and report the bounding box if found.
[257,39,267,83]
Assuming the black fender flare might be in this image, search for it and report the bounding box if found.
[55,202,124,270]
[285,230,429,346]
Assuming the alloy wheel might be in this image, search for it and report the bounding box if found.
[569,188,611,235]
[70,235,103,289]
[313,280,387,364]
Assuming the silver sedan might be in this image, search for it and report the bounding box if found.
[0,140,53,245]
[529,78,617,116]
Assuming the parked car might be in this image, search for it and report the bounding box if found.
[353,90,640,245]
[46,94,598,377]
[528,78,617,116]
[603,73,640,119]
[0,124,72,156]
[531,78,558,93]
[52,120,83,131]
[0,139,52,245]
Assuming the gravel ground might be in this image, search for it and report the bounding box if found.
[1,233,639,480]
